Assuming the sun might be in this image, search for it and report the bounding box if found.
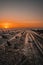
[0,22,15,29]
[3,23,9,29]
[4,25,8,29]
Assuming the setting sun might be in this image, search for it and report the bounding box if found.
[3,23,9,29]
[0,22,15,29]
[0,23,11,29]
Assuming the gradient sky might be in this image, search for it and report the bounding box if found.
[0,0,43,28]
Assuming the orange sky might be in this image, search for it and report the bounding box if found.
[0,0,43,29]
[0,19,43,28]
